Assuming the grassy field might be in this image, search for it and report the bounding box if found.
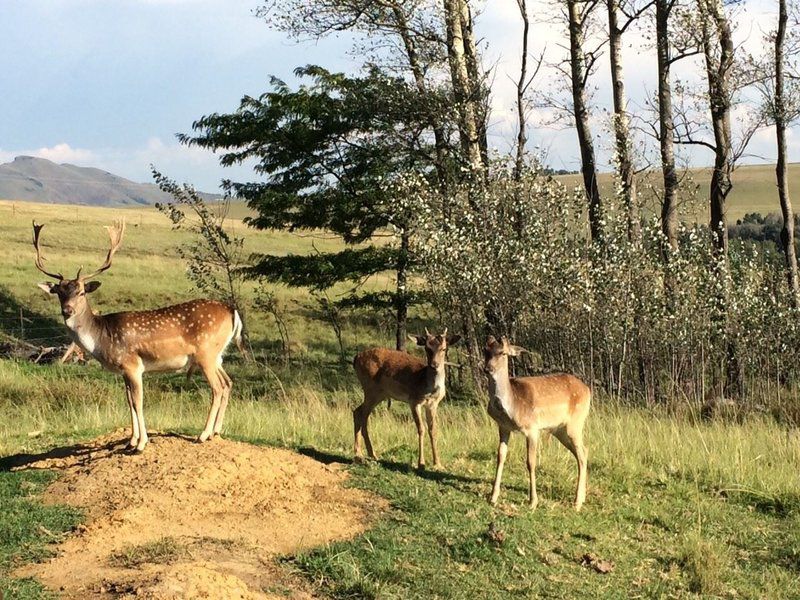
[0,198,397,360]
[558,162,800,223]
[0,197,799,598]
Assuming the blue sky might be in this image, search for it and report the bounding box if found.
[0,0,794,191]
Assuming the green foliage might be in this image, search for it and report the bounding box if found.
[178,65,456,321]
[729,211,800,246]
[152,169,246,308]
[247,246,399,291]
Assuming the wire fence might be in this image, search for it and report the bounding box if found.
[0,311,70,348]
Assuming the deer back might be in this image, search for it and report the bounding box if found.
[353,347,432,402]
[91,299,237,371]
[507,373,591,430]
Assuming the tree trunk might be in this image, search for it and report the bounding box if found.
[514,0,530,181]
[775,0,800,307]
[395,228,410,351]
[700,0,734,260]
[699,0,740,397]
[390,3,451,191]
[607,0,639,243]
[443,0,485,174]
[459,0,489,168]
[567,0,603,244]
[656,0,679,256]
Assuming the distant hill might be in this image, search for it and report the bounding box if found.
[0,156,220,206]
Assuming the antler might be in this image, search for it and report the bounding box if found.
[32,222,63,280]
[81,220,125,280]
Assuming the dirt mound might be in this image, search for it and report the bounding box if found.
[12,432,384,598]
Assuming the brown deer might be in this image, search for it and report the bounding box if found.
[33,220,243,452]
[483,336,590,510]
[353,329,461,469]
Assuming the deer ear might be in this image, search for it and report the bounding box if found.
[508,345,526,357]
[446,334,462,346]
[84,281,102,293]
[408,334,426,346]
[37,282,57,294]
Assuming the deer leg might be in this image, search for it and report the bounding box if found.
[526,431,540,509]
[553,426,588,510]
[353,403,365,461]
[424,404,442,469]
[212,365,232,437]
[361,397,380,460]
[198,361,224,442]
[490,427,511,505]
[125,370,148,453]
[123,378,139,449]
[412,403,425,469]
[354,390,381,461]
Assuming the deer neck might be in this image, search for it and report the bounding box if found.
[424,363,446,396]
[487,367,516,419]
[64,302,104,356]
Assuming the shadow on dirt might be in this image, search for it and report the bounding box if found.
[0,439,122,472]
[0,432,198,472]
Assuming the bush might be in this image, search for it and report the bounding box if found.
[401,164,800,407]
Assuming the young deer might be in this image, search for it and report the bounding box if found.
[483,336,590,510]
[353,329,461,469]
[33,220,243,452]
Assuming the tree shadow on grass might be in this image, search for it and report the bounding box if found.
[296,446,486,486]
[296,446,351,466]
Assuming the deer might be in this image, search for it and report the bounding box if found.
[353,329,461,470]
[483,336,590,510]
[33,220,244,453]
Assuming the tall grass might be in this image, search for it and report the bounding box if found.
[2,359,797,506]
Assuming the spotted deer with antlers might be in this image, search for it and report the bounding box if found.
[353,328,461,469]
[33,220,244,452]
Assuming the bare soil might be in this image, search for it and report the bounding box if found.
[11,432,384,599]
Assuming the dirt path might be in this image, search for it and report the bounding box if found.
[11,432,384,599]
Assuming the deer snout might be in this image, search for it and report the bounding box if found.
[61,306,75,318]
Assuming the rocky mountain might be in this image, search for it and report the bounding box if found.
[0,156,219,206]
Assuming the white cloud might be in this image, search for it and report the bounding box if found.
[0,138,242,192]
[0,142,96,165]
[33,142,96,164]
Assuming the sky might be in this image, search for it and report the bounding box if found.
[0,0,795,192]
